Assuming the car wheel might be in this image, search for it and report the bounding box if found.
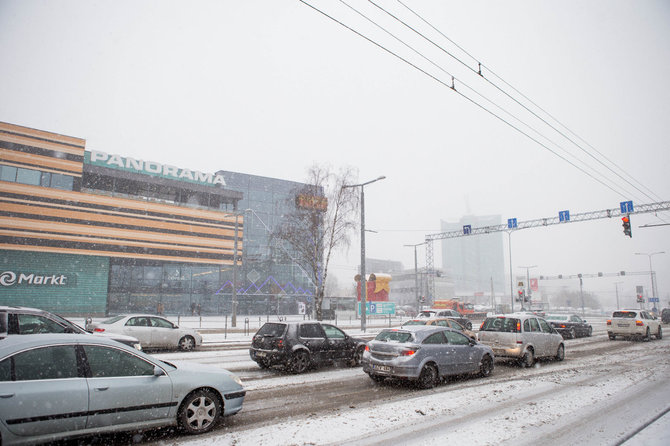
[417,363,438,389]
[178,389,221,435]
[179,336,196,351]
[569,328,576,339]
[350,345,365,367]
[587,326,593,337]
[644,328,651,342]
[479,355,494,378]
[608,333,616,341]
[555,344,565,361]
[657,326,663,340]
[257,360,270,369]
[520,349,534,368]
[291,350,310,374]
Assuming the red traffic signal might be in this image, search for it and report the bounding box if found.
[621,215,632,238]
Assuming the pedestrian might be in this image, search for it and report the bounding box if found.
[196,303,201,316]
[190,302,196,315]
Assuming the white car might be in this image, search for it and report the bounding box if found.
[87,315,202,351]
[607,309,662,341]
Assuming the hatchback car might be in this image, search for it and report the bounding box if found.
[0,305,141,350]
[86,315,202,351]
[417,309,472,330]
[607,309,662,341]
[401,317,476,339]
[544,314,593,339]
[477,313,565,367]
[0,334,245,445]
[249,321,366,373]
[661,308,670,324]
[362,326,494,389]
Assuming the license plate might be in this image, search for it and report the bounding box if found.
[372,364,391,372]
[256,351,267,358]
[617,324,628,328]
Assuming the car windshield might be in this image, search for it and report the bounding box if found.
[613,311,637,318]
[402,320,426,326]
[256,323,286,337]
[480,317,520,333]
[101,315,126,324]
[545,315,568,321]
[375,330,414,343]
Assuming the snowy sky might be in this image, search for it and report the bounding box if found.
[1,0,669,306]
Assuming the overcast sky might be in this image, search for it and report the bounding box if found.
[1,0,669,307]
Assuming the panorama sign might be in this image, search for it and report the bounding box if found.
[0,271,70,287]
[86,150,226,187]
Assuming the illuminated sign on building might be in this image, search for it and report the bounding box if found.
[86,150,226,187]
[0,271,71,287]
[296,194,327,211]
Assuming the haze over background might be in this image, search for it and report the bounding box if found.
[1,0,668,308]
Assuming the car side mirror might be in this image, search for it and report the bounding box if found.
[154,366,166,377]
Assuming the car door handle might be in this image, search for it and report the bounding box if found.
[94,387,109,391]
[0,393,14,399]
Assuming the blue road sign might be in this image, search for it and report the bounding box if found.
[507,218,518,229]
[559,210,570,222]
[358,302,396,315]
[463,225,472,235]
[649,297,659,303]
[620,201,634,213]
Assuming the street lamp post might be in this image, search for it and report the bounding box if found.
[507,231,515,313]
[343,176,386,333]
[635,251,665,311]
[614,281,623,310]
[404,242,426,309]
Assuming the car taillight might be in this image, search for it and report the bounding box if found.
[365,345,370,351]
[400,349,416,356]
[480,321,485,330]
[606,319,611,325]
[559,324,567,329]
[94,328,105,332]
[516,321,521,332]
[636,320,644,326]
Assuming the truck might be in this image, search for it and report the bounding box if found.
[432,299,488,319]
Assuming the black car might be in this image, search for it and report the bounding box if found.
[544,314,593,339]
[0,305,142,349]
[662,308,670,324]
[249,321,367,373]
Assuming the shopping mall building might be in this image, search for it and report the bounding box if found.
[0,122,317,316]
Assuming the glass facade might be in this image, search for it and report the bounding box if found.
[0,165,74,190]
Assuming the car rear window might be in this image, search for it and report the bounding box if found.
[480,317,520,333]
[545,315,568,321]
[402,320,426,326]
[256,323,287,337]
[613,311,637,318]
[101,315,125,324]
[375,330,414,343]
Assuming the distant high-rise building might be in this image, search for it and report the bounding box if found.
[441,215,506,298]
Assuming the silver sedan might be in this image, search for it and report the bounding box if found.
[0,333,245,445]
[86,314,202,351]
[362,325,495,389]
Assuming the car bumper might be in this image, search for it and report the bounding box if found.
[222,391,246,416]
[249,348,289,365]
[362,358,420,378]
[484,344,523,359]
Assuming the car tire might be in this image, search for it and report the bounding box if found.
[257,360,270,369]
[178,389,222,435]
[608,333,616,341]
[179,336,196,352]
[555,344,565,361]
[291,350,310,374]
[569,328,576,339]
[417,363,438,389]
[587,326,593,337]
[350,345,365,367]
[479,355,494,378]
[520,349,534,368]
[644,328,651,342]
[657,326,663,340]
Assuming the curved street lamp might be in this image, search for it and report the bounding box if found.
[342,176,386,332]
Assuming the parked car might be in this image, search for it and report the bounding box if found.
[0,334,245,445]
[0,305,141,350]
[362,326,494,389]
[401,317,476,339]
[86,314,202,351]
[606,309,662,341]
[417,309,472,330]
[661,308,670,324]
[544,314,593,339]
[477,313,565,367]
[249,321,367,373]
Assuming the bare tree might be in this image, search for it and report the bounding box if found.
[272,164,359,320]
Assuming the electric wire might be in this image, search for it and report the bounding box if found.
[298,0,634,199]
[393,0,665,206]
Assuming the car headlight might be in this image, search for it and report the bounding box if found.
[232,374,244,387]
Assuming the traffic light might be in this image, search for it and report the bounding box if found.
[622,214,632,237]
[517,290,524,302]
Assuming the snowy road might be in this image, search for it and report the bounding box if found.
[121,323,670,446]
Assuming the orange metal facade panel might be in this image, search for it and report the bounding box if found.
[0,148,83,173]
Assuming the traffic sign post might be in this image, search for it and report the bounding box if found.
[463,225,472,235]
[508,218,518,229]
